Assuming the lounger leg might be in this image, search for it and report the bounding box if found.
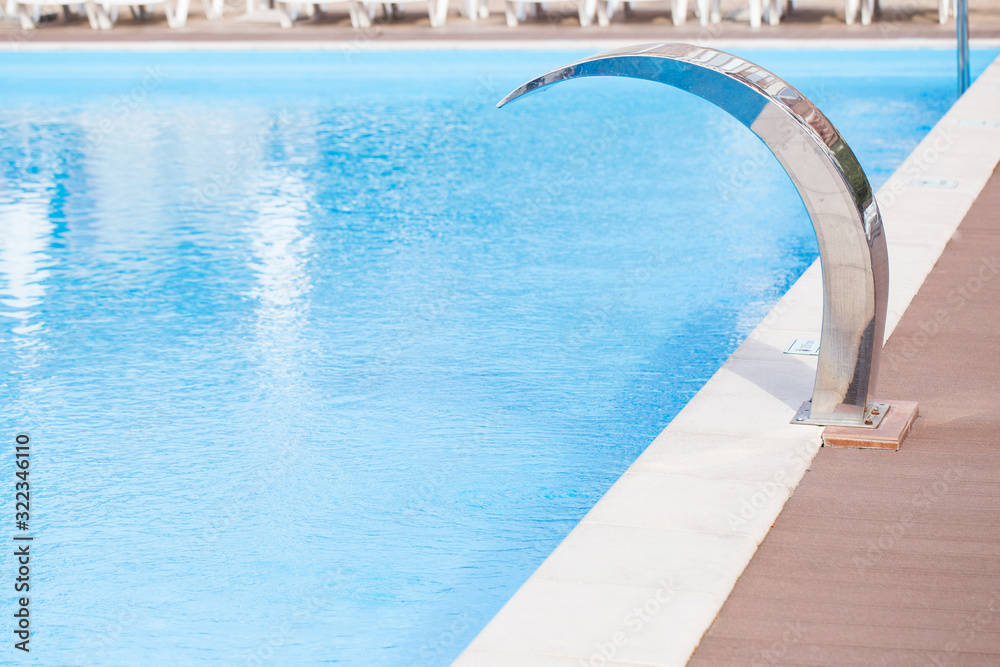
[16,4,36,29]
[748,0,760,27]
[577,0,594,26]
[844,0,857,23]
[349,0,372,26]
[428,0,446,26]
[938,0,947,23]
[273,4,292,25]
[201,0,222,18]
[860,0,872,24]
[596,0,607,23]
[671,0,686,25]
[167,0,188,27]
[696,0,708,25]
[767,0,778,24]
[84,2,100,25]
[86,2,113,27]
[93,2,117,26]
[504,0,516,24]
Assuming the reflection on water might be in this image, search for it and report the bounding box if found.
[0,190,54,363]
[0,49,975,666]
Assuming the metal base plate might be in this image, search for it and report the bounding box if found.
[791,400,889,428]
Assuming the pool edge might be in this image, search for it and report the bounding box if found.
[452,53,1000,666]
[3,38,1000,51]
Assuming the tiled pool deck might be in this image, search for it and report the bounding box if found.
[5,12,999,667]
[690,164,1000,664]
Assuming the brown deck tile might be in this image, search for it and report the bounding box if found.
[715,596,1000,631]
[772,516,1000,542]
[728,576,1000,610]
[694,640,1000,666]
[689,166,1000,666]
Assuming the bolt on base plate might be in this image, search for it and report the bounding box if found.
[791,400,889,428]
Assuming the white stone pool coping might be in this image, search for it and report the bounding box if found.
[453,53,1000,666]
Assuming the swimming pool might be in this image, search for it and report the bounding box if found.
[0,47,995,666]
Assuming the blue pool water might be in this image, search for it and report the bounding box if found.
[0,48,996,665]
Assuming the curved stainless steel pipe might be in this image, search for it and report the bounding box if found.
[498,43,889,427]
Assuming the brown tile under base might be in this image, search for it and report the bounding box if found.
[822,400,919,450]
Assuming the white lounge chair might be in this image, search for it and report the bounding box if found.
[8,0,103,28]
[380,0,490,27]
[464,0,489,19]
[504,0,602,27]
[699,0,863,28]
[602,0,688,25]
[11,0,222,29]
[241,0,376,27]
[86,0,197,28]
[857,0,949,25]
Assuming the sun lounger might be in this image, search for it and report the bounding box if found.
[9,0,102,29]
[11,0,222,29]
[87,0,192,28]
[504,0,603,27]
